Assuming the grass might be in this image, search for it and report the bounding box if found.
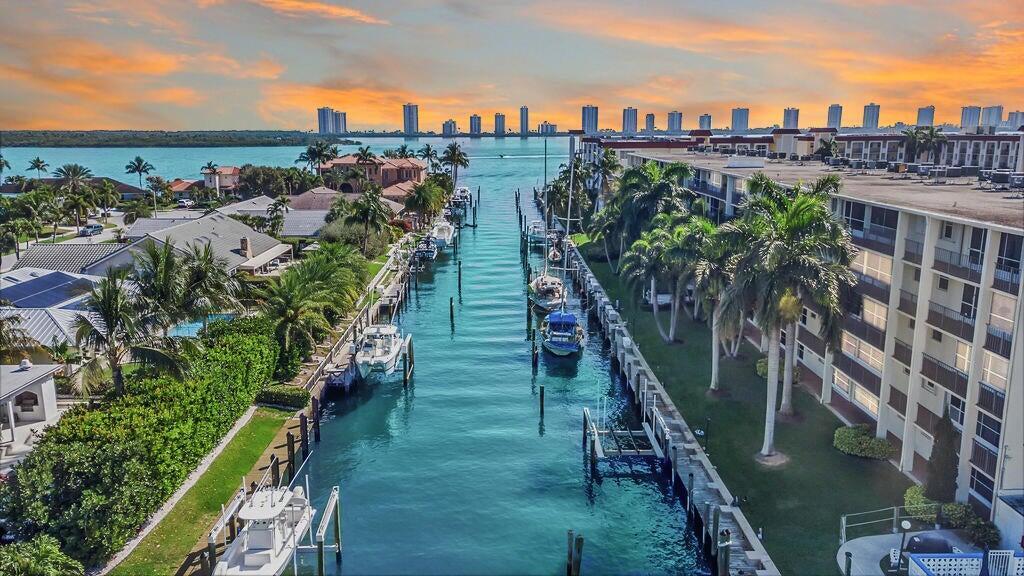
[109,407,291,576]
[586,257,913,576]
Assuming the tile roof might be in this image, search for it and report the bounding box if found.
[202,166,240,176]
[12,244,129,273]
[169,178,202,192]
[216,195,276,216]
[281,211,329,237]
[382,181,415,202]
[145,213,282,271]
[125,217,196,239]
[321,154,427,171]
[289,187,341,210]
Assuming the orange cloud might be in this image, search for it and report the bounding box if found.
[246,0,387,24]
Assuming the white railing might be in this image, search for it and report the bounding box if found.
[840,504,942,543]
[908,551,1024,576]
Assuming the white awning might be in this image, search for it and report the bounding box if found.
[238,244,292,272]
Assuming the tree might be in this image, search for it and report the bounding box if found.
[918,126,948,164]
[691,221,733,391]
[440,142,469,185]
[617,161,694,243]
[62,191,95,233]
[267,194,290,236]
[27,157,49,179]
[815,137,838,158]
[587,202,624,273]
[395,144,414,158]
[124,156,155,189]
[38,195,64,243]
[146,175,173,206]
[924,409,960,502]
[182,242,240,329]
[120,198,152,225]
[593,147,622,205]
[354,146,378,180]
[256,266,335,374]
[418,144,440,172]
[132,240,186,335]
[0,313,38,359]
[404,180,444,226]
[621,228,672,342]
[0,154,9,176]
[902,127,922,163]
[0,534,84,576]
[52,163,93,197]
[94,180,120,223]
[344,186,392,254]
[202,161,219,197]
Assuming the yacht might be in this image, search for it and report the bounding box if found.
[452,187,472,206]
[431,220,456,249]
[528,273,564,312]
[213,486,314,575]
[541,310,584,356]
[414,237,439,261]
[353,324,407,379]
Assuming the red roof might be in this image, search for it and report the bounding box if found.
[169,178,202,192]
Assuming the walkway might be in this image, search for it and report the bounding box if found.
[836,529,974,575]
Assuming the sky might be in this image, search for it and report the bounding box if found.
[1,0,1022,132]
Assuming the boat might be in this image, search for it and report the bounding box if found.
[212,485,314,575]
[541,310,584,356]
[414,237,439,260]
[352,324,407,379]
[452,186,472,205]
[547,246,562,263]
[431,220,456,249]
[528,273,564,312]
[525,220,547,245]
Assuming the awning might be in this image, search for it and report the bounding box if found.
[238,244,292,272]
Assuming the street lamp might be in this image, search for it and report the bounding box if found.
[896,519,913,573]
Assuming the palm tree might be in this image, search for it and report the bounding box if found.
[418,144,440,172]
[0,222,22,259]
[0,313,38,360]
[691,221,733,391]
[125,156,155,189]
[182,242,240,329]
[52,163,93,197]
[203,161,220,197]
[94,180,120,223]
[621,228,672,342]
[587,202,625,273]
[814,137,838,158]
[132,240,186,335]
[617,161,694,243]
[902,127,922,163]
[918,126,948,164]
[74,269,190,395]
[27,157,49,179]
[593,147,622,206]
[395,144,414,158]
[121,198,153,225]
[0,154,10,177]
[62,191,95,233]
[404,180,444,226]
[257,268,335,364]
[38,196,64,243]
[344,185,392,254]
[268,194,290,236]
[441,142,469,185]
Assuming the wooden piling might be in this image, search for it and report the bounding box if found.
[286,431,296,481]
[402,351,409,387]
[566,530,574,576]
[539,384,545,417]
[300,413,310,460]
[458,260,462,292]
[312,397,321,443]
[271,454,280,487]
[718,531,732,576]
[450,297,455,329]
[207,541,218,570]
[711,507,721,557]
[572,534,584,576]
[532,341,538,371]
[334,489,343,560]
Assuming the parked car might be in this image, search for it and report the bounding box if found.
[177,198,195,208]
[79,223,104,237]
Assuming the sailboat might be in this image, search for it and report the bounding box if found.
[528,190,565,312]
[542,149,585,356]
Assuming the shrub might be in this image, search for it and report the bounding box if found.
[941,502,973,529]
[967,517,1001,549]
[904,485,938,523]
[755,357,801,382]
[833,424,895,460]
[0,326,277,566]
[256,384,310,409]
[0,535,84,576]
[390,218,412,233]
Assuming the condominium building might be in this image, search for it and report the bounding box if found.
[538,121,557,135]
[317,107,335,134]
[917,106,935,127]
[644,113,656,135]
[1010,111,1024,131]
[962,106,982,130]
[783,108,800,129]
[469,114,482,136]
[582,105,599,135]
[732,108,750,132]
[403,103,419,135]
[982,106,1004,129]
[442,119,457,137]
[622,107,638,136]
[828,104,843,129]
[667,111,683,134]
[494,113,506,137]
[333,111,347,134]
[699,114,712,130]
[520,106,529,136]
[864,103,881,130]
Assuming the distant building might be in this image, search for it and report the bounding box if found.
[667,111,683,134]
[1009,111,1024,130]
[520,106,529,135]
[442,119,457,137]
[916,105,935,127]
[582,105,599,135]
[403,103,419,135]
[202,165,240,191]
[982,105,1003,128]
[469,114,482,135]
[644,113,656,134]
[317,107,335,134]
[622,107,638,136]
[494,112,506,137]
[731,108,750,132]
[863,103,880,130]
[783,108,800,129]
[827,104,843,129]
[961,106,982,130]
[699,114,712,130]
[538,121,557,135]
[333,111,347,134]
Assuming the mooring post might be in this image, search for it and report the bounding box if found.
[201,550,211,573]
[704,502,713,546]
[589,434,597,469]
[718,530,731,575]
[317,537,325,576]
[687,473,695,513]
[286,431,296,481]
[711,507,721,557]
[532,340,538,371]
[671,445,678,483]
[207,541,218,570]
[300,413,310,460]
[228,513,237,541]
[539,384,545,417]
[271,454,280,487]
[566,530,574,576]
[402,351,409,387]
[572,534,584,576]
[450,296,455,330]
[312,397,321,443]
[458,260,462,292]
[334,489,343,561]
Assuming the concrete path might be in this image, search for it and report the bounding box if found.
[836,529,974,575]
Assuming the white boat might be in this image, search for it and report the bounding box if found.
[352,324,407,379]
[213,486,314,575]
[528,273,564,312]
[452,186,472,205]
[525,220,547,245]
[431,220,456,249]
[414,238,439,260]
[541,311,584,356]
[547,246,562,263]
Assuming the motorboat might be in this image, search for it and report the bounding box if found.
[352,324,407,379]
[212,486,314,575]
[431,220,456,249]
[541,310,584,356]
[452,187,472,206]
[414,237,439,261]
[525,220,547,245]
[528,273,564,312]
[547,246,562,263]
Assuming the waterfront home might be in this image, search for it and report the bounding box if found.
[216,195,276,217]
[0,267,105,356]
[319,154,426,193]
[0,177,146,201]
[290,186,405,215]
[123,217,197,242]
[0,361,65,475]
[12,243,131,274]
[202,165,241,192]
[169,178,205,199]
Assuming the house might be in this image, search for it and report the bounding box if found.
[169,178,205,199]
[0,268,105,354]
[0,177,146,201]
[202,166,241,191]
[12,244,131,274]
[281,211,331,238]
[216,195,276,217]
[124,217,197,241]
[319,155,426,193]
[288,187,341,211]
[0,361,64,474]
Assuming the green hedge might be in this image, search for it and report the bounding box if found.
[902,486,1001,548]
[0,535,85,576]
[0,322,278,566]
[256,384,310,409]
[833,424,894,460]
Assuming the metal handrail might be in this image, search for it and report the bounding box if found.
[928,301,975,327]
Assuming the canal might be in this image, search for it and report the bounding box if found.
[298,138,707,574]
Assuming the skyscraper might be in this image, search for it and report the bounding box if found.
[827,104,843,129]
[961,106,982,130]
[494,112,506,137]
[333,111,347,134]
[916,106,935,127]
[1009,111,1024,130]
[698,114,712,130]
[783,108,799,129]
[317,107,335,134]
[538,121,557,135]
[667,111,683,134]
[731,108,750,132]
[622,107,638,135]
[582,105,599,135]
[469,114,482,135]
[442,119,457,137]
[981,105,1003,128]
[863,103,880,130]
[403,103,419,135]
[644,113,655,134]
[519,106,529,136]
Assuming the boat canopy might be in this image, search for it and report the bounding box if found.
[547,311,578,328]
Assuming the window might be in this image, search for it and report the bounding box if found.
[961,285,979,319]
[976,412,1002,447]
[942,222,954,240]
[861,299,888,330]
[968,228,987,265]
[913,268,921,282]
[955,341,972,373]
[996,233,1022,270]
[909,318,916,329]
[869,207,899,229]
[946,393,966,427]
[981,351,1008,390]
[842,333,884,372]
[937,276,949,291]
[853,385,880,417]
[852,251,893,284]
[931,329,943,342]
[921,378,937,394]
[844,201,866,231]
[833,370,852,397]
[989,293,1016,332]
[800,308,808,326]
[797,344,805,360]
[970,468,994,502]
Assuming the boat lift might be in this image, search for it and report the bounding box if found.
[582,398,665,468]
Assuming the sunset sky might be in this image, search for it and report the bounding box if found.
[2,0,1022,132]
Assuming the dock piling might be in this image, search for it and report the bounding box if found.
[572,534,584,576]
[566,530,574,576]
[286,431,296,481]
[458,260,462,293]
[450,297,455,330]
[539,384,545,417]
[532,340,538,371]
[402,351,409,387]
[312,397,321,443]
[300,413,310,460]
[718,531,732,575]
[271,454,280,487]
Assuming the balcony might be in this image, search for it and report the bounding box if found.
[920,352,969,397]
[904,239,923,264]
[845,315,886,350]
[893,338,913,366]
[992,262,1021,295]
[855,271,891,303]
[888,386,908,415]
[933,247,983,283]
[688,181,727,201]
[797,326,826,357]
[898,289,918,315]
[926,301,976,341]
[915,405,940,435]
[835,352,882,395]
[851,225,897,256]
[970,440,999,477]
[984,325,1013,359]
[977,382,1005,418]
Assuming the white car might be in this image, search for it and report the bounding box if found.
[177,199,195,208]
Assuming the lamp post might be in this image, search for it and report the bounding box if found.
[896,519,912,573]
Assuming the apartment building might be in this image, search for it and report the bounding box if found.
[589,142,1024,549]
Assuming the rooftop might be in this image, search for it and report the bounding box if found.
[12,243,130,273]
[281,210,329,237]
[633,151,1024,231]
[145,213,283,271]
[0,268,100,308]
[216,195,276,216]
[0,363,62,399]
[0,308,88,348]
[125,217,197,239]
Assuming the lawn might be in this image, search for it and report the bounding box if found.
[586,257,912,576]
[109,407,291,576]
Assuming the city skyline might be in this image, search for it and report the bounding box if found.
[1,1,1022,131]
